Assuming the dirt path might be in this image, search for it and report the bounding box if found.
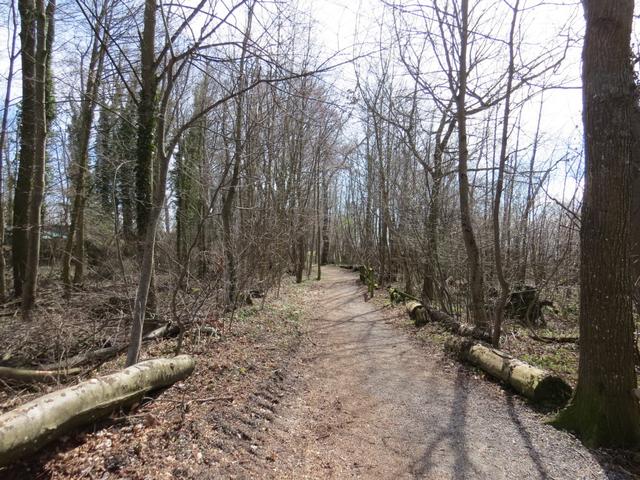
[255,267,623,479]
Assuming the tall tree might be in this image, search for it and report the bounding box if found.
[135,0,157,240]
[553,0,640,447]
[20,0,55,313]
[0,0,19,302]
[62,1,108,291]
[221,3,252,304]
[455,0,488,329]
[491,0,519,346]
[13,0,39,298]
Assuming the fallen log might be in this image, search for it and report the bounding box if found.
[0,366,82,384]
[445,337,572,406]
[142,322,180,341]
[529,333,578,344]
[425,306,492,342]
[402,296,491,342]
[406,301,429,327]
[388,287,420,304]
[0,355,195,467]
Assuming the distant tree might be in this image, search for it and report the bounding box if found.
[62,1,108,291]
[175,118,204,263]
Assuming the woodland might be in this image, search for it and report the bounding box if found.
[0,0,639,477]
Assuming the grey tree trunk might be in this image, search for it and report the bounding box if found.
[491,0,518,347]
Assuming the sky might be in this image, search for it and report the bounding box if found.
[0,0,588,202]
[303,0,585,202]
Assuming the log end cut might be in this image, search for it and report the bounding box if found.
[531,375,573,406]
[406,301,428,327]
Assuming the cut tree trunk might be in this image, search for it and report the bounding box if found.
[446,337,571,406]
[395,288,491,342]
[406,301,428,327]
[426,307,492,342]
[389,287,419,303]
[0,355,195,467]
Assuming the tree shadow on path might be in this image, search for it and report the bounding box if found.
[409,366,471,480]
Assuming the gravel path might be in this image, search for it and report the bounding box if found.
[258,267,625,479]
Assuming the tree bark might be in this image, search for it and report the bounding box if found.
[553,0,640,448]
[135,0,157,240]
[0,3,18,302]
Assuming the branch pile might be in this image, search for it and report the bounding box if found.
[0,323,180,385]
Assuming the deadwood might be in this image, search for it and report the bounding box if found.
[0,355,195,467]
[446,337,571,406]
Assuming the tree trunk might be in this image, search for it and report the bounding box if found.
[518,96,544,284]
[295,232,305,283]
[135,0,157,241]
[132,0,159,321]
[321,177,330,265]
[456,0,487,329]
[22,0,54,315]
[0,355,195,467]
[491,0,518,346]
[221,3,252,304]
[13,0,38,298]
[553,0,640,448]
[0,3,18,302]
[62,14,106,291]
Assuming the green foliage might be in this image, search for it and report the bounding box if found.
[94,92,137,237]
[521,350,575,377]
[174,120,205,261]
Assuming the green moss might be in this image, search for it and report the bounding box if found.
[237,305,260,321]
[520,349,576,377]
[551,394,640,448]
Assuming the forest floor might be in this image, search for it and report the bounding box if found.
[2,266,638,479]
